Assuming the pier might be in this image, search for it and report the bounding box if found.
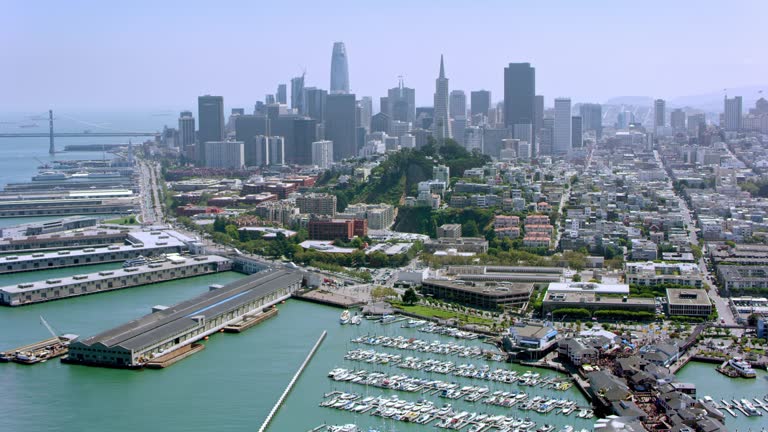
[0,255,231,306]
[223,306,279,333]
[258,330,327,432]
[0,230,188,274]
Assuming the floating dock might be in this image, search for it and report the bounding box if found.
[223,306,279,333]
[0,255,232,306]
[1,334,78,365]
[0,230,190,274]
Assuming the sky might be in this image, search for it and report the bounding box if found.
[2,0,767,112]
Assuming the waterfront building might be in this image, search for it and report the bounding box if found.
[178,111,195,152]
[504,63,535,146]
[553,98,571,155]
[421,278,533,309]
[203,141,244,169]
[197,95,225,165]
[432,55,452,141]
[65,270,303,368]
[311,140,333,169]
[330,42,350,94]
[665,289,712,317]
[507,321,558,350]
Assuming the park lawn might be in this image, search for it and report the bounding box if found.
[394,303,495,326]
[103,216,138,225]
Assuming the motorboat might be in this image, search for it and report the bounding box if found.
[729,357,757,378]
[340,310,351,325]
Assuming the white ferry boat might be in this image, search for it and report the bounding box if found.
[339,310,351,325]
[729,357,757,378]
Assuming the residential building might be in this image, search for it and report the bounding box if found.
[203,141,244,169]
[724,96,743,131]
[296,193,337,217]
[437,223,462,239]
[308,218,366,241]
[433,164,450,185]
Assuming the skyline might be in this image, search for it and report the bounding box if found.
[3,0,767,111]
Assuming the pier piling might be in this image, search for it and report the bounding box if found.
[258,330,327,432]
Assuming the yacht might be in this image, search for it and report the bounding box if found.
[123,256,148,268]
[729,357,757,378]
[340,310,351,325]
[350,314,362,325]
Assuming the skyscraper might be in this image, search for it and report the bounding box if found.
[534,95,544,136]
[470,90,491,124]
[276,84,287,105]
[325,93,357,160]
[292,118,318,165]
[670,109,686,131]
[358,97,372,131]
[504,63,536,147]
[330,42,350,94]
[303,87,327,122]
[197,95,225,165]
[654,99,666,130]
[291,75,305,113]
[724,96,743,131]
[178,111,195,152]
[387,79,416,123]
[571,116,582,149]
[203,141,244,169]
[579,103,602,139]
[432,55,452,141]
[553,98,572,155]
[450,90,467,119]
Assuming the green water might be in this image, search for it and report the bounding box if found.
[676,361,768,431]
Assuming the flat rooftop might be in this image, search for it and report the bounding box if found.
[547,281,630,295]
[545,291,655,306]
[0,230,188,264]
[423,279,533,298]
[666,288,711,306]
[0,255,230,294]
[0,228,127,244]
[77,269,302,351]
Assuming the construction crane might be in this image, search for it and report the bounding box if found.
[39,315,62,342]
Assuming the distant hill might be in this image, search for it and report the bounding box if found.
[603,96,653,107]
[669,85,767,112]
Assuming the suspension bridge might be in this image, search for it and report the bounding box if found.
[0,111,160,154]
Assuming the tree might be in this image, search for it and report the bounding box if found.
[402,287,419,305]
[463,220,480,237]
[572,273,582,282]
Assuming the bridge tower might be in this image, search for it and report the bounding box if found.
[48,110,55,154]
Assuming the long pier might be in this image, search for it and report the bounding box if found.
[258,330,327,432]
[0,255,231,306]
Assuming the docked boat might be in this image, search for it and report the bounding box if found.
[350,314,362,325]
[381,315,396,323]
[123,255,148,268]
[340,310,351,325]
[729,357,757,378]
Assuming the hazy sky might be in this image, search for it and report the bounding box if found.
[3,0,766,112]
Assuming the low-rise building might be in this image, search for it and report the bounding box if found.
[424,237,489,254]
[542,291,655,315]
[625,262,703,288]
[507,321,558,350]
[420,279,533,309]
[307,217,366,241]
[666,289,712,317]
[437,224,462,239]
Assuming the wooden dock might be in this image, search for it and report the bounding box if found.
[0,336,71,364]
[223,307,278,333]
[145,343,205,369]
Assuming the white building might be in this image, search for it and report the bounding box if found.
[433,164,450,185]
[268,136,284,165]
[553,98,572,155]
[204,141,244,169]
[311,140,334,169]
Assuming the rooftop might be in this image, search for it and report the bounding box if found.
[666,288,711,306]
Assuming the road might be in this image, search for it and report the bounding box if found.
[137,159,163,224]
[654,149,736,326]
